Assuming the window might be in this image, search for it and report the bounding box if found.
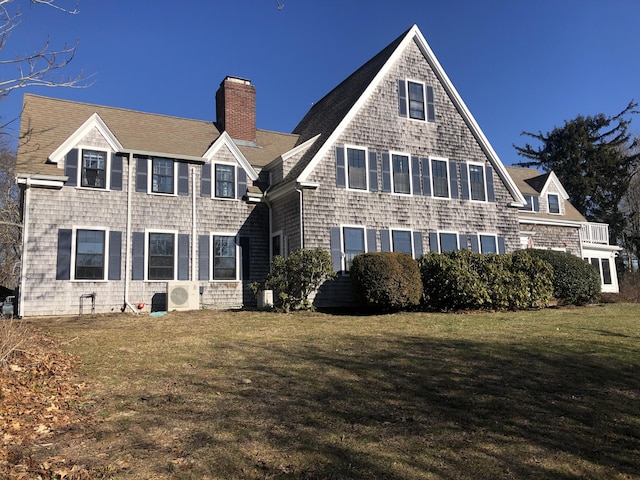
[215,164,235,198]
[75,229,105,280]
[81,150,107,188]
[148,232,174,280]
[548,194,560,214]
[152,158,174,194]
[520,194,534,211]
[479,234,497,254]
[213,235,236,280]
[392,230,413,256]
[399,80,435,121]
[408,81,425,120]
[601,258,612,285]
[343,227,365,272]
[469,164,486,201]
[347,147,367,190]
[431,159,449,198]
[439,232,458,252]
[272,233,282,259]
[392,154,410,194]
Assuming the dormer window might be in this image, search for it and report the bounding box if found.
[152,158,175,194]
[215,164,236,198]
[81,149,107,188]
[548,194,560,214]
[520,194,540,212]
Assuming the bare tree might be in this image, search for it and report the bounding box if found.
[0,148,20,288]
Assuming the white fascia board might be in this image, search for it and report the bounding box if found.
[263,134,321,171]
[266,179,297,202]
[49,113,123,164]
[202,131,258,181]
[518,216,583,228]
[16,174,64,188]
[539,171,570,199]
[582,243,623,254]
[122,149,206,163]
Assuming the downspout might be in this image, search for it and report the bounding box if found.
[17,178,30,318]
[192,167,197,280]
[124,153,138,313]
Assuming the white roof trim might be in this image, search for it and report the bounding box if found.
[263,134,320,170]
[202,131,258,181]
[295,24,525,207]
[518,216,583,228]
[49,113,123,164]
[539,171,570,199]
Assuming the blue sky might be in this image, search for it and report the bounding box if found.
[2,0,639,165]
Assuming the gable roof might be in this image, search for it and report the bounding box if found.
[286,24,525,207]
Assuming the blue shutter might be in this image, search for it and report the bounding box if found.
[460,162,470,200]
[428,232,439,253]
[413,231,423,258]
[366,229,377,252]
[108,231,122,280]
[330,227,342,272]
[380,230,391,252]
[449,161,459,199]
[201,163,211,197]
[198,235,210,280]
[459,234,468,250]
[420,158,431,196]
[56,229,72,280]
[470,235,480,253]
[533,195,540,212]
[135,158,147,192]
[398,79,407,117]
[178,162,189,196]
[236,167,247,200]
[110,153,123,191]
[368,151,378,192]
[177,234,190,280]
[64,149,78,187]
[426,85,435,122]
[132,232,145,280]
[498,236,506,254]
[485,166,495,202]
[411,156,421,195]
[335,146,346,188]
[239,237,250,281]
[382,152,391,192]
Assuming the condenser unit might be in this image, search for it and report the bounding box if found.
[166,281,200,311]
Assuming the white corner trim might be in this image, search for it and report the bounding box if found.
[49,113,123,164]
[202,131,258,181]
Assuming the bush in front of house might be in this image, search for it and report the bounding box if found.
[526,249,601,305]
[251,248,336,312]
[350,252,423,310]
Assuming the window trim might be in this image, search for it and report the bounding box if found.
[344,145,369,191]
[210,232,239,282]
[214,162,237,200]
[71,226,109,282]
[430,156,451,199]
[436,231,459,253]
[145,229,178,281]
[76,146,111,190]
[149,158,177,196]
[390,151,412,196]
[548,193,561,214]
[341,225,368,273]
[477,233,498,254]
[467,161,487,202]
[391,228,414,257]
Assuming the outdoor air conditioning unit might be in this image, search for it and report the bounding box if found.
[167,281,200,311]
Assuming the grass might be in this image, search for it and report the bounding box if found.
[24,304,640,479]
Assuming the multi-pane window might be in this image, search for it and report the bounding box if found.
[81,150,107,188]
[548,194,560,214]
[408,81,425,120]
[213,235,236,280]
[431,159,449,198]
[479,235,497,254]
[392,154,410,194]
[215,164,235,198]
[152,158,174,194]
[439,232,458,252]
[469,164,486,201]
[392,230,413,256]
[343,227,365,272]
[148,232,174,280]
[347,147,366,190]
[520,194,534,211]
[75,229,105,280]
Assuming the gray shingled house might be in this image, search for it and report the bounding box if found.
[14,25,619,316]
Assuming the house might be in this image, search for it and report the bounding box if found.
[507,166,621,293]
[14,25,617,317]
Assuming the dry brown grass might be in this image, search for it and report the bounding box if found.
[10,305,640,479]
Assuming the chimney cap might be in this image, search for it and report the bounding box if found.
[221,76,252,86]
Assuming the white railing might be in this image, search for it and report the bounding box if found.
[580,223,610,245]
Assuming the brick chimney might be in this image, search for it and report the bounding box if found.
[215,76,256,143]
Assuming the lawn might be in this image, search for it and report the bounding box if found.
[15,304,640,478]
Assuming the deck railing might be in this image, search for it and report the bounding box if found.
[580,223,610,245]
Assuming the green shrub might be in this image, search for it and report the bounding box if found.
[350,252,422,310]
[526,249,601,305]
[251,248,336,312]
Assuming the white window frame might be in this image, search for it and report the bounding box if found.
[391,228,414,257]
[341,225,368,273]
[148,158,177,196]
[145,229,178,281]
[430,156,450,199]
[344,145,369,191]
[70,226,109,282]
[76,146,111,190]
[213,162,237,200]
[477,233,498,254]
[403,78,427,121]
[210,232,239,282]
[467,161,487,202]
[548,193,561,214]
[520,194,535,212]
[390,151,412,196]
[437,231,459,253]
